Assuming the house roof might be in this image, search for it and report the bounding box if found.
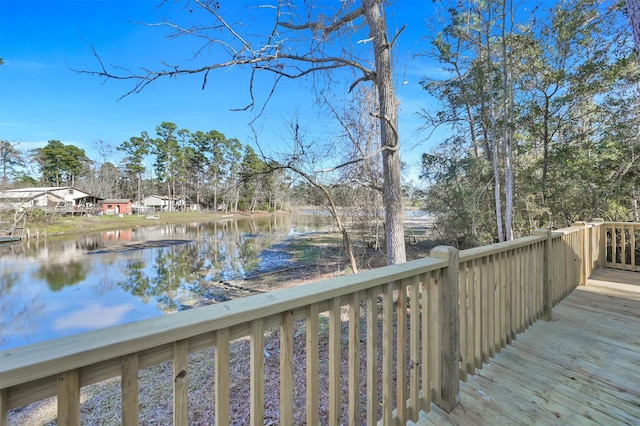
[4,186,91,199]
[143,194,190,200]
[103,199,132,204]
[0,190,50,200]
[6,186,80,192]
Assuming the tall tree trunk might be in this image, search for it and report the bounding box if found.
[504,135,514,240]
[234,186,239,212]
[502,0,514,241]
[628,0,640,59]
[363,0,406,264]
[491,131,504,242]
[541,95,550,207]
[213,171,218,211]
[485,11,505,242]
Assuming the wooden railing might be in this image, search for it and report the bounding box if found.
[601,221,640,272]
[0,221,631,425]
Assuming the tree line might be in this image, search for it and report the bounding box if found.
[2,0,638,258]
[0,125,293,213]
[419,0,639,248]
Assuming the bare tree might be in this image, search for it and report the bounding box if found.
[79,0,407,264]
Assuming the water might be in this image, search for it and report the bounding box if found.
[0,214,328,350]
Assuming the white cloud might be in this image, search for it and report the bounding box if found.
[53,303,134,330]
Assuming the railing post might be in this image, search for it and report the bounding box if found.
[534,229,552,321]
[593,218,605,270]
[1,388,8,426]
[431,246,459,413]
[574,221,588,286]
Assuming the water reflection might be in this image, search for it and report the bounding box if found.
[0,213,329,349]
[34,261,89,291]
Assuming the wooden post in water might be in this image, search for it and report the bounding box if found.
[534,229,552,321]
[430,246,459,413]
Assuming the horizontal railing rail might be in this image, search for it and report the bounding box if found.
[2,256,452,425]
[1,220,633,425]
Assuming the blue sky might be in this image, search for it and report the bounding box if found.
[0,0,444,179]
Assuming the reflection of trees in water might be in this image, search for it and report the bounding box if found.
[118,258,152,303]
[118,244,212,312]
[33,261,89,291]
[0,271,45,348]
[0,270,19,293]
[116,216,304,312]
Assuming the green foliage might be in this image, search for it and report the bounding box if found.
[237,145,272,211]
[420,147,496,248]
[11,172,39,187]
[0,141,23,186]
[420,0,640,243]
[33,140,91,186]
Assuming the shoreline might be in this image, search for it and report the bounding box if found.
[13,210,292,239]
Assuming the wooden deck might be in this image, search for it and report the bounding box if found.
[413,269,640,426]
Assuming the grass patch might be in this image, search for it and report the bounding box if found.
[287,233,343,264]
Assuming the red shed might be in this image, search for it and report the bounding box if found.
[103,199,133,215]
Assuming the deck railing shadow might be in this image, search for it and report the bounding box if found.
[1,220,637,425]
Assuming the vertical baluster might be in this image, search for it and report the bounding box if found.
[329,297,341,426]
[611,225,616,268]
[498,251,506,349]
[466,261,476,373]
[458,262,468,381]
[539,241,545,317]
[526,246,532,327]
[516,247,522,335]
[215,329,230,426]
[121,353,140,426]
[566,233,572,294]
[366,287,379,425]
[306,304,320,426]
[420,272,432,412]
[429,271,441,403]
[57,370,80,426]
[622,225,627,270]
[382,282,394,424]
[280,311,294,424]
[632,225,638,271]
[487,253,500,358]
[250,320,265,426]
[505,250,513,344]
[396,279,407,423]
[473,259,481,370]
[481,256,490,365]
[523,245,529,328]
[173,340,189,426]
[1,388,9,426]
[348,292,361,426]
[409,275,420,422]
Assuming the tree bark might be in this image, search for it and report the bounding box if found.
[363,0,406,265]
[485,15,504,242]
[502,0,514,241]
[628,0,640,60]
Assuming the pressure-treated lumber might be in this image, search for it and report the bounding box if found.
[411,269,640,425]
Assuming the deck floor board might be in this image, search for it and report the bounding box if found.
[411,269,640,426]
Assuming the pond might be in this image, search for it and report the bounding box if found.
[0,213,330,350]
